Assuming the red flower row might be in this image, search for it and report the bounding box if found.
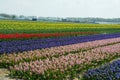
[0,32,98,39]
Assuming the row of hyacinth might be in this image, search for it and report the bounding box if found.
[83,59,120,80]
[0,37,120,67]
[0,33,120,54]
[9,43,120,80]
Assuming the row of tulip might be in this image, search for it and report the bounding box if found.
[83,59,120,80]
[0,32,97,39]
[0,37,120,68]
[9,43,120,80]
[1,21,120,34]
[0,33,120,54]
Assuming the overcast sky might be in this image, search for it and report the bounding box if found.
[0,0,120,18]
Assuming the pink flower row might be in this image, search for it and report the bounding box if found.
[1,37,120,64]
[10,43,120,75]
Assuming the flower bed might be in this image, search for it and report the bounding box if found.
[9,43,120,80]
[0,33,120,54]
[1,37,120,68]
[0,21,120,80]
[83,59,120,80]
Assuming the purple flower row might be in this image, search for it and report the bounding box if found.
[83,59,120,80]
[0,33,120,54]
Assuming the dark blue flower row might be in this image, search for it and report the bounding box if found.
[83,59,120,80]
[0,33,120,54]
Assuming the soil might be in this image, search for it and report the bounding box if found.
[0,68,15,80]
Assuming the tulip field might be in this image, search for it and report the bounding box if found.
[0,20,120,80]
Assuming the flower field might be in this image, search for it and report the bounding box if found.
[0,20,120,80]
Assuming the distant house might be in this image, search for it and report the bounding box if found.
[26,16,37,21]
[32,18,37,21]
[38,17,62,22]
[65,18,80,23]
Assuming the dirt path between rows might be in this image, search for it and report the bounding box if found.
[0,68,16,80]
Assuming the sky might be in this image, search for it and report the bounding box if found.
[0,0,120,18]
